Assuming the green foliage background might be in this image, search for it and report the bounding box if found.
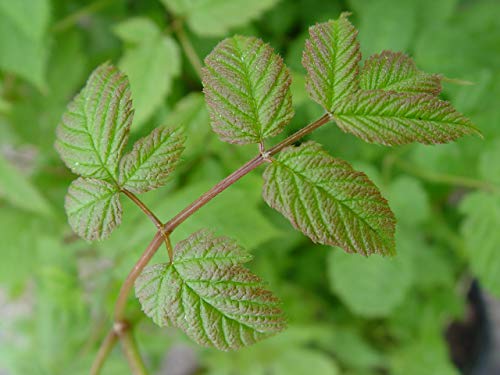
[0,0,499,373]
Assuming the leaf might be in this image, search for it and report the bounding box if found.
[0,154,52,216]
[262,141,395,255]
[114,18,181,128]
[302,13,361,112]
[161,0,280,37]
[332,90,480,146]
[328,250,413,317]
[360,51,442,95]
[55,63,133,180]
[65,177,122,241]
[135,229,285,350]
[202,35,293,144]
[118,127,184,193]
[460,192,500,297]
[0,0,50,89]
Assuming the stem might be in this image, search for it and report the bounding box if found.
[114,232,164,322]
[394,158,500,194]
[52,0,113,33]
[172,20,203,79]
[90,330,118,375]
[122,189,163,229]
[120,330,149,375]
[98,112,332,371]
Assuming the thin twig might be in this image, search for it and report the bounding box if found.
[172,20,203,79]
[394,158,500,194]
[90,330,118,375]
[122,189,164,229]
[52,0,114,33]
[120,330,149,375]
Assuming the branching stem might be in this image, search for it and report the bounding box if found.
[93,113,331,373]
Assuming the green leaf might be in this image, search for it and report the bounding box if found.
[460,192,500,297]
[479,139,500,186]
[360,51,442,95]
[55,63,133,180]
[135,229,285,350]
[115,18,181,128]
[162,0,280,37]
[302,13,361,112]
[118,127,184,193]
[65,177,122,241]
[0,154,52,216]
[0,0,50,89]
[328,250,413,317]
[332,90,480,146]
[202,35,293,144]
[262,141,395,255]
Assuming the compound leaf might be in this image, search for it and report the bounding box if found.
[161,0,279,37]
[332,90,480,146]
[55,63,133,179]
[118,127,184,193]
[202,35,293,145]
[135,229,286,350]
[360,51,442,95]
[302,13,361,112]
[65,177,122,241]
[262,141,395,256]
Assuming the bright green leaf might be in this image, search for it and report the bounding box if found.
[0,0,50,89]
[202,35,293,144]
[0,154,52,216]
[460,192,500,297]
[65,177,122,241]
[332,90,480,146]
[328,250,412,317]
[262,141,395,255]
[302,13,361,112]
[135,229,285,350]
[360,51,441,95]
[162,0,280,37]
[118,127,184,193]
[115,18,180,128]
[55,63,133,180]
[479,139,500,186]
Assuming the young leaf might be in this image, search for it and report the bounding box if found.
[118,127,184,193]
[360,51,442,95]
[65,177,122,241]
[332,90,480,146]
[302,13,361,112]
[262,141,395,256]
[135,229,285,350]
[55,63,133,180]
[202,35,293,145]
